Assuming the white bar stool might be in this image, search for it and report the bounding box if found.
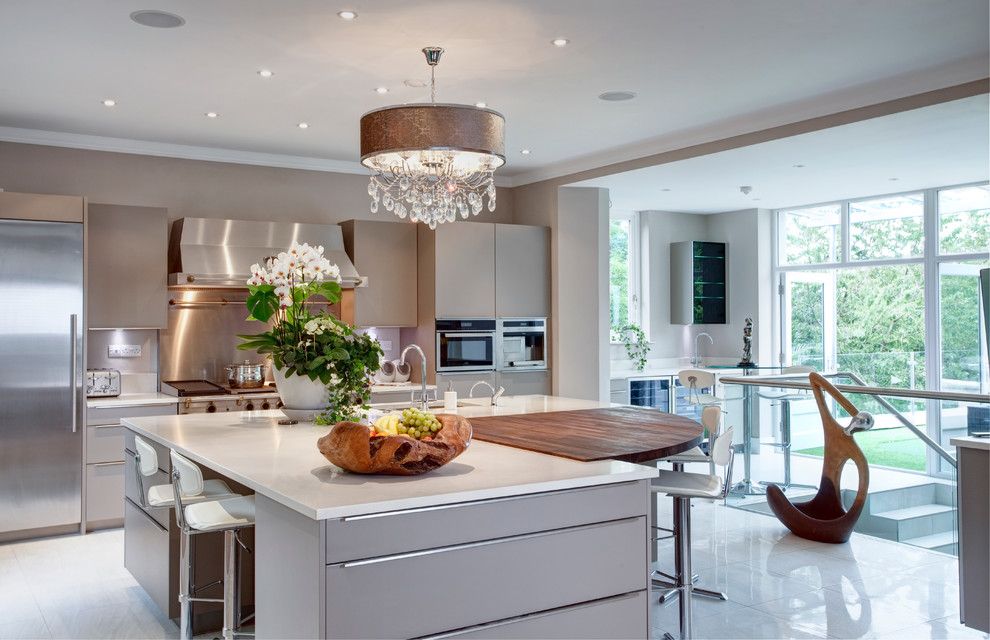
[132,436,239,509]
[170,450,256,640]
[653,406,728,604]
[652,428,735,640]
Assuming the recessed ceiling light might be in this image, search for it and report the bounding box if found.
[258,69,274,79]
[475,102,487,108]
[660,188,671,192]
[205,111,219,119]
[598,91,637,102]
[130,10,185,28]
[297,122,309,129]
[101,99,117,107]
[337,10,357,20]
[889,177,899,181]
[404,79,427,88]
[551,38,569,47]
[375,86,389,94]
[793,164,805,168]
[520,149,531,155]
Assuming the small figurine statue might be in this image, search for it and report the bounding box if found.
[738,317,755,367]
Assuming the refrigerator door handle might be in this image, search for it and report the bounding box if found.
[70,313,78,433]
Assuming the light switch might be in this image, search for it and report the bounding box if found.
[108,344,142,358]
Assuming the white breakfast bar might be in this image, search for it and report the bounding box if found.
[122,396,660,639]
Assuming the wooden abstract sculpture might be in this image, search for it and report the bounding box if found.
[318,413,472,475]
[766,372,872,543]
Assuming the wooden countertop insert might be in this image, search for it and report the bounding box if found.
[468,406,704,463]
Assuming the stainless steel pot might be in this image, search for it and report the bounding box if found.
[225,360,266,388]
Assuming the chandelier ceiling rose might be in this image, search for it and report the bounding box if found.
[360,47,506,229]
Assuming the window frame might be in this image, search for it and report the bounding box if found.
[609,210,645,343]
[772,180,989,478]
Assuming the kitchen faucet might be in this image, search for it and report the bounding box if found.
[399,344,433,411]
[692,332,714,367]
[469,380,505,406]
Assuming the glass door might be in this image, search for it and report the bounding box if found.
[780,271,835,371]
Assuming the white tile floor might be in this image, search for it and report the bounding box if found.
[0,502,983,640]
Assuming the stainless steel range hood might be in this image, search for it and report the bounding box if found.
[168,217,365,288]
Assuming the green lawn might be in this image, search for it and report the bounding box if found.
[795,427,927,472]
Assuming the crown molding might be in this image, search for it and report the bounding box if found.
[0,126,369,174]
[0,125,518,187]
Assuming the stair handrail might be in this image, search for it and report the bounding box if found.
[718,371,978,469]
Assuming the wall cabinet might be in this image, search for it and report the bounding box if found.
[434,222,496,318]
[670,240,727,325]
[341,220,417,327]
[495,224,549,317]
[87,204,168,329]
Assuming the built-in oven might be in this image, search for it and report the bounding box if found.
[435,319,497,373]
[498,318,547,371]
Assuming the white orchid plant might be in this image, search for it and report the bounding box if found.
[237,241,383,425]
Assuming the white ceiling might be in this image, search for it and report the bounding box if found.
[0,0,986,184]
[574,95,990,213]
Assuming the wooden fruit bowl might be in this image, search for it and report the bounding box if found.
[317,413,472,475]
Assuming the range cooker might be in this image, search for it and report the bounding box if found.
[163,379,283,414]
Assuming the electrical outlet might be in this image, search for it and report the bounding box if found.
[379,340,393,352]
[108,344,142,358]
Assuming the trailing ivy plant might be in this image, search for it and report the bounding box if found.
[616,323,649,371]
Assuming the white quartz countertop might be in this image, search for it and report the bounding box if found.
[121,395,656,520]
[950,436,990,451]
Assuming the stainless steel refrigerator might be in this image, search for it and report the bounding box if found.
[0,218,83,539]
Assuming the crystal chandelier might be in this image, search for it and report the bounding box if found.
[360,47,506,229]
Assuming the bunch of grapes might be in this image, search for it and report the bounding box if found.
[399,408,442,440]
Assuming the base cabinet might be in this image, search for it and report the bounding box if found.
[256,480,651,640]
[498,370,550,396]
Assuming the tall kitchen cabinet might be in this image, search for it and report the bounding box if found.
[341,220,417,327]
[434,222,496,318]
[87,204,168,329]
[495,224,550,318]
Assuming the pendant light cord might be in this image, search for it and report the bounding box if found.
[430,64,436,104]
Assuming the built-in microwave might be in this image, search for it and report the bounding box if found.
[498,318,547,370]
[435,319,497,373]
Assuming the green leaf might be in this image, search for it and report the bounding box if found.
[328,348,350,361]
[308,356,327,370]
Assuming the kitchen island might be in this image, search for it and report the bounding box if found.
[122,396,662,639]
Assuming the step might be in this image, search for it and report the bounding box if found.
[873,503,956,521]
[903,531,958,554]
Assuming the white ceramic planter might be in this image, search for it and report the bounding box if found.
[272,367,329,410]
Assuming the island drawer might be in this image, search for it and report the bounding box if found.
[86,424,125,464]
[419,590,647,639]
[324,480,646,563]
[324,516,645,639]
[88,403,177,427]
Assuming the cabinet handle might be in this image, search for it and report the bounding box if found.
[416,591,643,640]
[339,482,636,522]
[92,461,125,467]
[92,423,122,429]
[336,517,637,567]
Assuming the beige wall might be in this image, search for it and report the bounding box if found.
[0,142,514,225]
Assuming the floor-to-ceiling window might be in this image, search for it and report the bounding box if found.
[775,183,989,475]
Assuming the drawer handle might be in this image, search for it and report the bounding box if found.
[92,461,125,467]
[91,423,122,429]
[415,590,644,639]
[340,481,637,522]
[337,517,637,568]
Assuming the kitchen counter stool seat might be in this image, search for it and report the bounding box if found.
[171,450,255,640]
[184,495,256,532]
[147,479,238,508]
